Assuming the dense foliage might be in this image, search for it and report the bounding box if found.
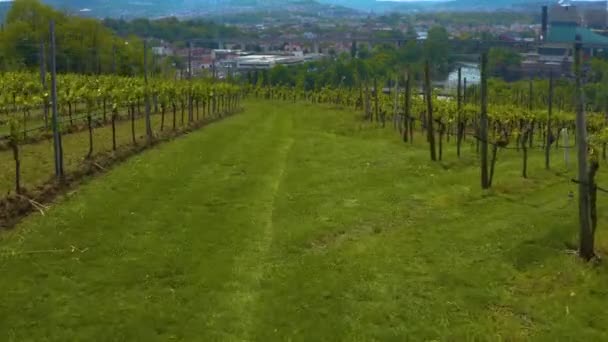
[0,71,243,197]
[0,72,241,140]
[0,0,146,75]
[488,47,522,80]
[252,57,608,161]
[103,17,248,48]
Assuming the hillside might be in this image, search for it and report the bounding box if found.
[1,100,607,340]
[319,0,551,12]
[40,0,354,18]
[0,0,551,18]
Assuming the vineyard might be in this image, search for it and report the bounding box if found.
[0,72,242,226]
[1,0,608,339]
[1,67,608,338]
[1,99,607,340]
[247,51,608,261]
[252,74,607,185]
[0,3,607,338]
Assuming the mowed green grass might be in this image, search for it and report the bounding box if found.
[1,100,607,341]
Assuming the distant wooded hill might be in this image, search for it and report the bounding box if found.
[38,0,344,18]
[318,0,551,12]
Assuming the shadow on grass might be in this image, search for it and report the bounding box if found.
[504,221,575,271]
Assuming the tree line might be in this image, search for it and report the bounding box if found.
[102,17,248,48]
[0,0,148,75]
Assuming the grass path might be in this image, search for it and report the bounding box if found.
[1,100,607,341]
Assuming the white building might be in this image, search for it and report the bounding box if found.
[152,46,174,56]
[303,32,317,39]
[235,54,323,70]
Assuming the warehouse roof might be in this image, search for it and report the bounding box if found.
[547,23,608,46]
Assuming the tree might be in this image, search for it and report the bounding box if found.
[424,26,450,76]
[0,0,146,75]
[270,65,294,86]
[358,44,371,59]
[488,47,522,80]
[397,40,423,73]
[369,44,398,79]
[405,25,417,40]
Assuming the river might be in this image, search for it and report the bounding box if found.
[444,62,480,89]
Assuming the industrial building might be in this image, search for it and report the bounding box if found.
[523,2,608,77]
[234,54,322,70]
[216,53,323,72]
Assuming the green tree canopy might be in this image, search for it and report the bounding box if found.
[424,26,451,75]
[0,0,147,75]
[488,47,522,81]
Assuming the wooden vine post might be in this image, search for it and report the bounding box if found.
[188,41,194,124]
[39,40,48,129]
[86,99,94,159]
[8,118,21,194]
[144,39,153,141]
[546,73,553,170]
[480,52,490,189]
[463,77,467,105]
[50,20,64,179]
[393,77,399,129]
[373,78,379,123]
[574,35,594,260]
[457,67,463,158]
[424,61,437,161]
[111,104,117,151]
[403,70,411,143]
[522,79,532,178]
[131,102,137,145]
[528,79,535,148]
[365,79,371,120]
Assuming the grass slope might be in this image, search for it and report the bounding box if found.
[0,100,607,340]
